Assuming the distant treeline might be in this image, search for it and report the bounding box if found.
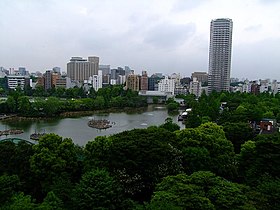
[0,85,147,117]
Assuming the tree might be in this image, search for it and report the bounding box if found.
[0,175,20,205]
[93,96,105,109]
[84,127,183,202]
[88,87,97,99]
[72,169,124,210]
[148,171,253,210]
[84,136,111,171]
[254,176,280,210]
[18,96,31,115]
[30,134,79,194]
[222,122,254,153]
[175,122,236,179]
[238,133,280,184]
[2,192,37,210]
[167,102,179,112]
[42,97,60,116]
[38,191,64,210]
[6,95,17,113]
[159,117,180,132]
[34,85,46,97]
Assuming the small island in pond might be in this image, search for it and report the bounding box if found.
[88,119,114,129]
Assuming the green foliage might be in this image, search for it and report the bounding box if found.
[175,122,236,179]
[2,85,147,117]
[18,96,31,115]
[85,127,183,201]
[30,134,79,193]
[223,122,254,153]
[1,192,37,210]
[255,177,280,210]
[6,96,17,113]
[167,102,179,112]
[159,117,180,132]
[0,175,20,205]
[42,97,60,116]
[72,169,124,210]
[38,191,64,210]
[84,136,112,170]
[1,91,280,208]
[0,141,35,196]
[148,171,252,210]
[238,133,280,185]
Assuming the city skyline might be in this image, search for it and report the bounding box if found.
[0,0,280,80]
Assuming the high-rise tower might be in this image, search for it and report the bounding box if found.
[208,18,233,92]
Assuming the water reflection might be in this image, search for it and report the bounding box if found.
[0,105,184,145]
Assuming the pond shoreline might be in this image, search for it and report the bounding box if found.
[1,106,149,122]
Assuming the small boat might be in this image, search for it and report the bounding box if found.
[30,130,47,140]
[30,132,47,140]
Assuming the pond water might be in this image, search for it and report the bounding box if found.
[0,105,184,145]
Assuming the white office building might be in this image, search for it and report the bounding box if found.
[189,77,202,97]
[158,76,175,95]
[7,75,30,90]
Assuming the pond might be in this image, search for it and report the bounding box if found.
[0,105,184,145]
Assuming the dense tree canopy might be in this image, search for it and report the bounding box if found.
[148,171,253,210]
[85,127,183,202]
[175,122,236,179]
[1,85,147,117]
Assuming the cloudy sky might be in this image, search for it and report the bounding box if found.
[0,0,280,80]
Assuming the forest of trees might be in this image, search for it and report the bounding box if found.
[1,91,280,209]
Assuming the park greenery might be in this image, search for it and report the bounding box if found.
[1,90,280,209]
[0,85,147,117]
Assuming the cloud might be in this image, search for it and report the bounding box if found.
[144,22,196,49]
[244,24,262,31]
[259,0,280,4]
[232,38,280,80]
[172,0,207,12]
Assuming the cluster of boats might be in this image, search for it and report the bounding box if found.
[0,129,24,136]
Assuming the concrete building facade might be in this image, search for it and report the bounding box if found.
[126,74,140,91]
[189,77,202,97]
[140,71,148,91]
[7,75,30,90]
[208,18,233,93]
[67,56,99,82]
[158,76,175,95]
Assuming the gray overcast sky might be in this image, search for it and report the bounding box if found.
[0,0,280,80]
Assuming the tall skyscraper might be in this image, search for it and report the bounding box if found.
[67,56,99,82]
[208,18,233,92]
